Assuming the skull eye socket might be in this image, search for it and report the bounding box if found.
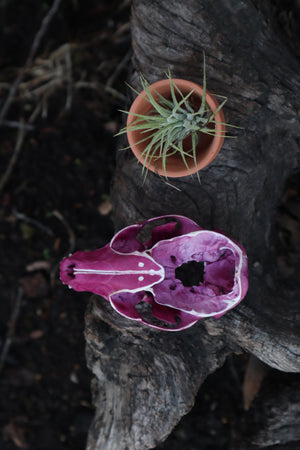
[136,217,182,243]
[135,300,180,329]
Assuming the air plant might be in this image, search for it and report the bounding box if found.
[117,55,235,180]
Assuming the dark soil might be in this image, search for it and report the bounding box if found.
[0,1,127,448]
[0,1,299,450]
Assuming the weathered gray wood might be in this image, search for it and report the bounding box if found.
[85,0,300,448]
[231,374,300,450]
[85,299,238,450]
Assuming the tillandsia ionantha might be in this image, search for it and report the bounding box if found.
[116,54,237,181]
[60,215,248,331]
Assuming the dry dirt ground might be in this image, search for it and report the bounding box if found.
[0,1,299,449]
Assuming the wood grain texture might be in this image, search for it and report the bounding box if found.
[86,0,300,448]
[232,373,300,450]
[85,298,238,450]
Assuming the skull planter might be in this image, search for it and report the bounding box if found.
[60,215,248,331]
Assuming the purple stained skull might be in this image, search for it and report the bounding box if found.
[60,215,248,331]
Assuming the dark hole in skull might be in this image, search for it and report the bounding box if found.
[135,301,180,328]
[136,217,182,243]
[175,260,205,287]
[67,264,76,279]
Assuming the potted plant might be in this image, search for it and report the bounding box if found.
[117,56,234,180]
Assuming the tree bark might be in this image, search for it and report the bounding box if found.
[86,0,300,448]
[232,373,300,450]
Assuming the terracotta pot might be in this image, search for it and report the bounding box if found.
[126,78,226,178]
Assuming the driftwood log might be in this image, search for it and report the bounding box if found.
[85,0,300,449]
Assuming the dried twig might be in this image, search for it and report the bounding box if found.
[74,80,128,103]
[21,43,73,118]
[0,287,24,374]
[64,45,73,110]
[106,50,131,88]
[26,260,51,272]
[0,0,62,125]
[13,209,54,237]
[52,210,76,254]
[28,100,43,123]
[0,120,26,194]
[20,43,73,106]
[26,0,62,69]
[0,0,62,193]
[0,120,34,131]
[50,210,76,287]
